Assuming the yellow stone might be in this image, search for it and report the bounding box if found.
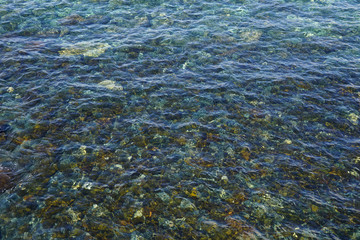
[189,187,198,197]
[133,208,143,218]
[79,145,87,155]
[311,204,319,212]
[59,42,110,57]
[98,80,123,91]
[348,113,359,125]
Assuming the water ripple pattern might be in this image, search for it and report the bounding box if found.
[0,0,359,239]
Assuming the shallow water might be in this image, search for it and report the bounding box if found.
[0,0,359,239]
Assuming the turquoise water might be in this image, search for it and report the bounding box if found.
[0,0,359,239]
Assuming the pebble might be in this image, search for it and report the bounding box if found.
[82,182,93,190]
[221,175,229,183]
[180,199,196,210]
[133,208,143,218]
[79,145,87,155]
[166,220,174,228]
[156,192,170,202]
[0,168,12,193]
[98,80,123,91]
[348,113,359,125]
[113,164,123,169]
[59,42,110,57]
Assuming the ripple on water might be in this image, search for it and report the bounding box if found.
[0,0,360,239]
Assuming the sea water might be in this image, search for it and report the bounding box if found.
[0,0,359,239]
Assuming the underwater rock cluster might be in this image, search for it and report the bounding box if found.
[0,0,359,239]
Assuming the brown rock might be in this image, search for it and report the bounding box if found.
[0,166,13,193]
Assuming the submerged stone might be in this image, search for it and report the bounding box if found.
[0,166,13,193]
[59,14,85,26]
[59,42,110,57]
[179,198,196,210]
[348,113,359,125]
[98,80,123,91]
[240,29,262,42]
[156,192,170,202]
[7,87,14,93]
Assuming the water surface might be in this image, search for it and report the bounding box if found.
[0,0,359,239]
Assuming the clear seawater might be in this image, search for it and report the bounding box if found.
[0,0,359,239]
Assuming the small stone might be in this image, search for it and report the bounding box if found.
[7,87,14,93]
[219,189,227,199]
[348,113,359,125]
[311,204,319,212]
[189,187,199,197]
[79,145,87,155]
[82,182,93,190]
[180,199,196,210]
[72,182,81,190]
[59,42,110,57]
[156,192,170,202]
[67,208,81,222]
[284,139,292,144]
[226,147,235,157]
[114,164,123,169]
[98,80,123,91]
[133,208,143,218]
[165,220,174,228]
[221,175,229,183]
[201,220,218,233]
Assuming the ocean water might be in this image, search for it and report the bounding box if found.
[0,0,359,239]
